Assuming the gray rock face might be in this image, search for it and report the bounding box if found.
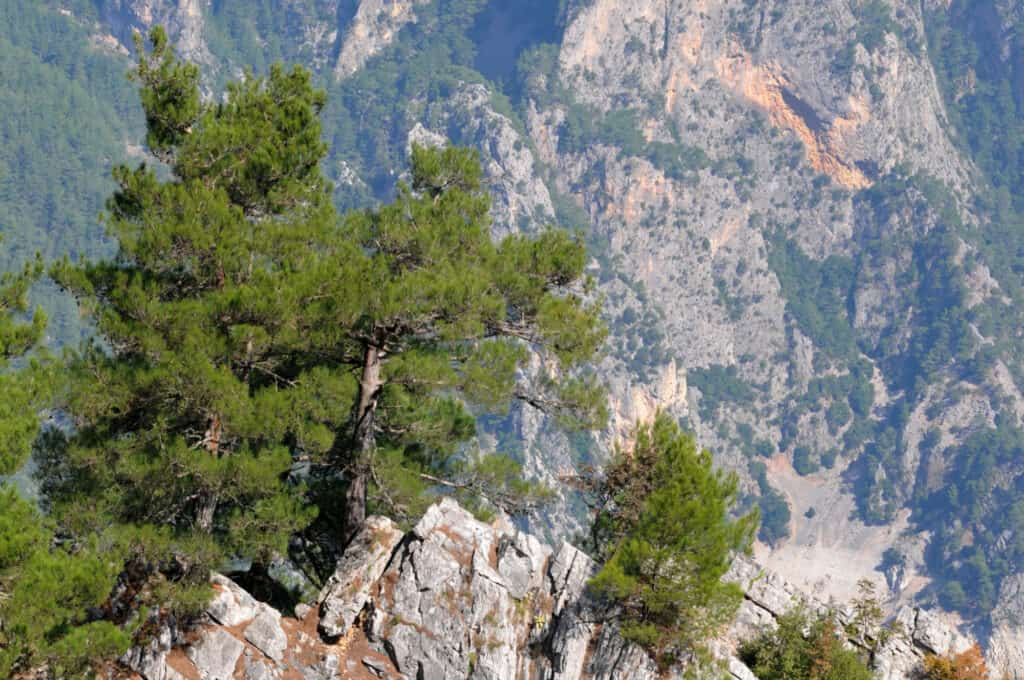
[334,0,430,80]
[988,573,1024,678]
[242,651,279,680]
[187,628,245,680]
[244,608,287,662]
[94,0,212,64]
[318,514,404,639]
[208,573,260,627]
[120,624,176,680]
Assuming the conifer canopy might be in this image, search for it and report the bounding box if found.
[587,413,758,666]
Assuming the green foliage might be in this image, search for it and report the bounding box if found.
[739,605,873,680]
[0,242,51,475]
[0,485,131,678]
[906,2,1024,620]
[855,1,900,52]
[40,36,604,632]
[825,400,852,434]
[792,446,819,476]
[0,1,143,345]
[833,0,903,76]
[928,1,1024,217]
[917,421,1024,616]
[644,142,711,180]
[749,460,791,546]
[132,27,201,160]
[202,0,352,75]
[317,142,606,534]
[688,364,754,421]
[559,105,648,157]
[587,414,757,666]
[767,235,856,359]
[43,30,327,608]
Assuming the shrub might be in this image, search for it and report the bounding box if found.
[739,606,872,680]
[921,644,989,680]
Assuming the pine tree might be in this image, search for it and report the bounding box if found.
[0,240,48,475]
[44,27,327,595]
[304,143,607,538]
[0,239,126,677]
[0,487,130,678]
[42,25,606,615]
[587,413,758,667]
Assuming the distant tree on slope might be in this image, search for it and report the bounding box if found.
[739,606,873,680]
[586,412,758,669]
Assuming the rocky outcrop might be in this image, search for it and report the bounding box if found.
[317,515,404,639]
[120,499,744,679]
[727,556,976,679]
[334,0,429,80]
[986,573,1024,679]
[96,0,212,64]
[119,500,982,680]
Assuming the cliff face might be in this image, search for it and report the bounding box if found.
[65,0,1024,669]
[121,500,972,680]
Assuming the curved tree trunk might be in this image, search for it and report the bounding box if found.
[342,343,382,542]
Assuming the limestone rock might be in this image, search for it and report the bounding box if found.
[318,514,403,639]
[988,572,1024,677]
[186,628,245,680]
[546,542,599,679]
[912,608,971,656]
[208,573,259,627]
[334,0,429,80]
[242,651,279,680]
[244,607,287,662]
[122,499,987,680]
[120,624,175,680]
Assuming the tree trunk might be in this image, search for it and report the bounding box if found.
[195,414,222,532]
[196,491,218,532]
[343,343,382,542]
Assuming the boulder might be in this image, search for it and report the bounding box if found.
[208,573,259,627]
[186,628,245,680]
[244,607,287,662]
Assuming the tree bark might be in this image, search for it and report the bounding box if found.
[196,491,218,533]
[343,342,382,542]
[195,414,222,532]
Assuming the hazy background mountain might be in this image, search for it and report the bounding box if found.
[5,0,1024,666]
